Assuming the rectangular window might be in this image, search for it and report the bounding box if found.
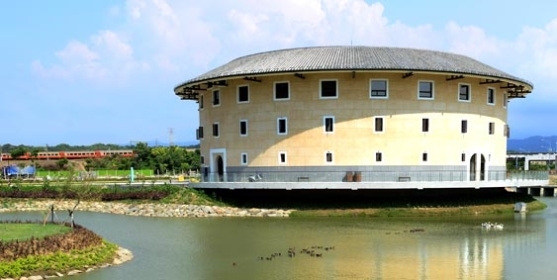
[200,155,204,164]
[487,88,495,105]
[374,117,384,132]
[461,120,468,134]
[461,153,466,162]
[325,152,333,163]
[375,152,382,162]
[489,122,495,135]
[274,81,290,100]
[418,81,434,99]
[422,152,428,162]
[503,93,507,108]
[241,153,248,165]
[197,126,204,139]
[212,90,220,106]
[324,116,334,133]
[277,117,288,135]
[320,80,338,98]
[238,85,249,103]
[279,152,287,164]
[212,123,219,137]
[199,95,204,109]
[504,124,510,138]
[422,118,429,132]
[459,84,471,101]
[370,79,388,98]
[240,120,248,136]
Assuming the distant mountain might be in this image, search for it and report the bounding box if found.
[508,136,557,153]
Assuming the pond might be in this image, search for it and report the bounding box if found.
[2,197,556,280]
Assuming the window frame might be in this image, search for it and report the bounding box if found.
[487,87,495,105]
[199,94,204,110]
[461,153,466,162]
[418,80,434,100]
[503,93,507,108]
[212,90,221,106]
[422,118,429,133]
[370,79,388,99]
[422,152,428,162]
[241,153,248,165]
[324,116,335,133]
[274,81,290,101]
[319,79,338,99]
[278,151,287,165]
[375,151,383,162]
[374,116,384,133]
[277,117,288,135]
[196,126,204,140]
[325,151,334,164]
[239,119,248,137]
[237,84,249,104]
[212,122,220,138]
[458,83,471,102]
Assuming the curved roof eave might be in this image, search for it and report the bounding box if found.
[174,46,533,92]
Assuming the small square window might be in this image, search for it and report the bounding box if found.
[238,85,249,103]
[274,82,290,100]
[325,152,333,163]
[459,84,471,101]
[422,153,428,162]
[241,153,248,165]
[212,123,219,137]
[370,79,388,98]
[320,80,338,98]
[374,117,384,132]
[213,90,220,106]
[277,117,288,135]
[324,116,334,133]
[279,152,287,164]
[422,118,429,132]
[489,122,495,135]
[375,152,382,162]
[487,88,495,105]
[418,81,434,99]
[461,120,468,134]
[240,120,248,136]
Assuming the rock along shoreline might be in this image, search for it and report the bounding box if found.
[0,199,293,218]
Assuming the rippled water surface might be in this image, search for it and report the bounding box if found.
[2,197,557,280]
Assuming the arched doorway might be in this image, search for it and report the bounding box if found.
[469,154,477,181]
[217,156,224,182]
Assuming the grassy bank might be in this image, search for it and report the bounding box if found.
[0,222,119,279]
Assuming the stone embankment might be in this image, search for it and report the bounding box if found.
[0,200,293,218]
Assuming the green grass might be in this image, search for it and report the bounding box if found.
[0,223,71,242]
[0,240,118,279]
[36,169,154,178]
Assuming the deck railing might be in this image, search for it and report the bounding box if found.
[201,170,549,183]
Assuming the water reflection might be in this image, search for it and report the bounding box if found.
[1,198,556,280]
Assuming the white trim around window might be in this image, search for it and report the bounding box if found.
[373,116,385,133]
[418,80,434,100]
[503,93,507,108]
[240,152,248,165]
[325,151,334,164]
[278,151,287,165]
[323,116,335,133]
[277,117,288,135]
[487,87,496,105]
[458,83,471,102]
[239,119,248,137]
[212,89,221,107]
[319,79,338,99]
[274,81,290,101]
[370,79,388,99]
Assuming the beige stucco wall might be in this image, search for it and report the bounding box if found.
[197,71,508,168]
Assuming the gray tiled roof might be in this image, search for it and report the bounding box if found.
[175,46,532,90]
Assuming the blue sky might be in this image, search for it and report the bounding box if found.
[1,0,556,146]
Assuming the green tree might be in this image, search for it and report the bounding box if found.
[10,147,27,159]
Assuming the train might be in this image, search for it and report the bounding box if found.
[0,150,134,161]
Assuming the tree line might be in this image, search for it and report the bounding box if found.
[1,142,201,174]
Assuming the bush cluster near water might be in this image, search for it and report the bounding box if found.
[0,220,117,279]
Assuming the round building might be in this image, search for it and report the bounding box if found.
[174,46,539,189]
